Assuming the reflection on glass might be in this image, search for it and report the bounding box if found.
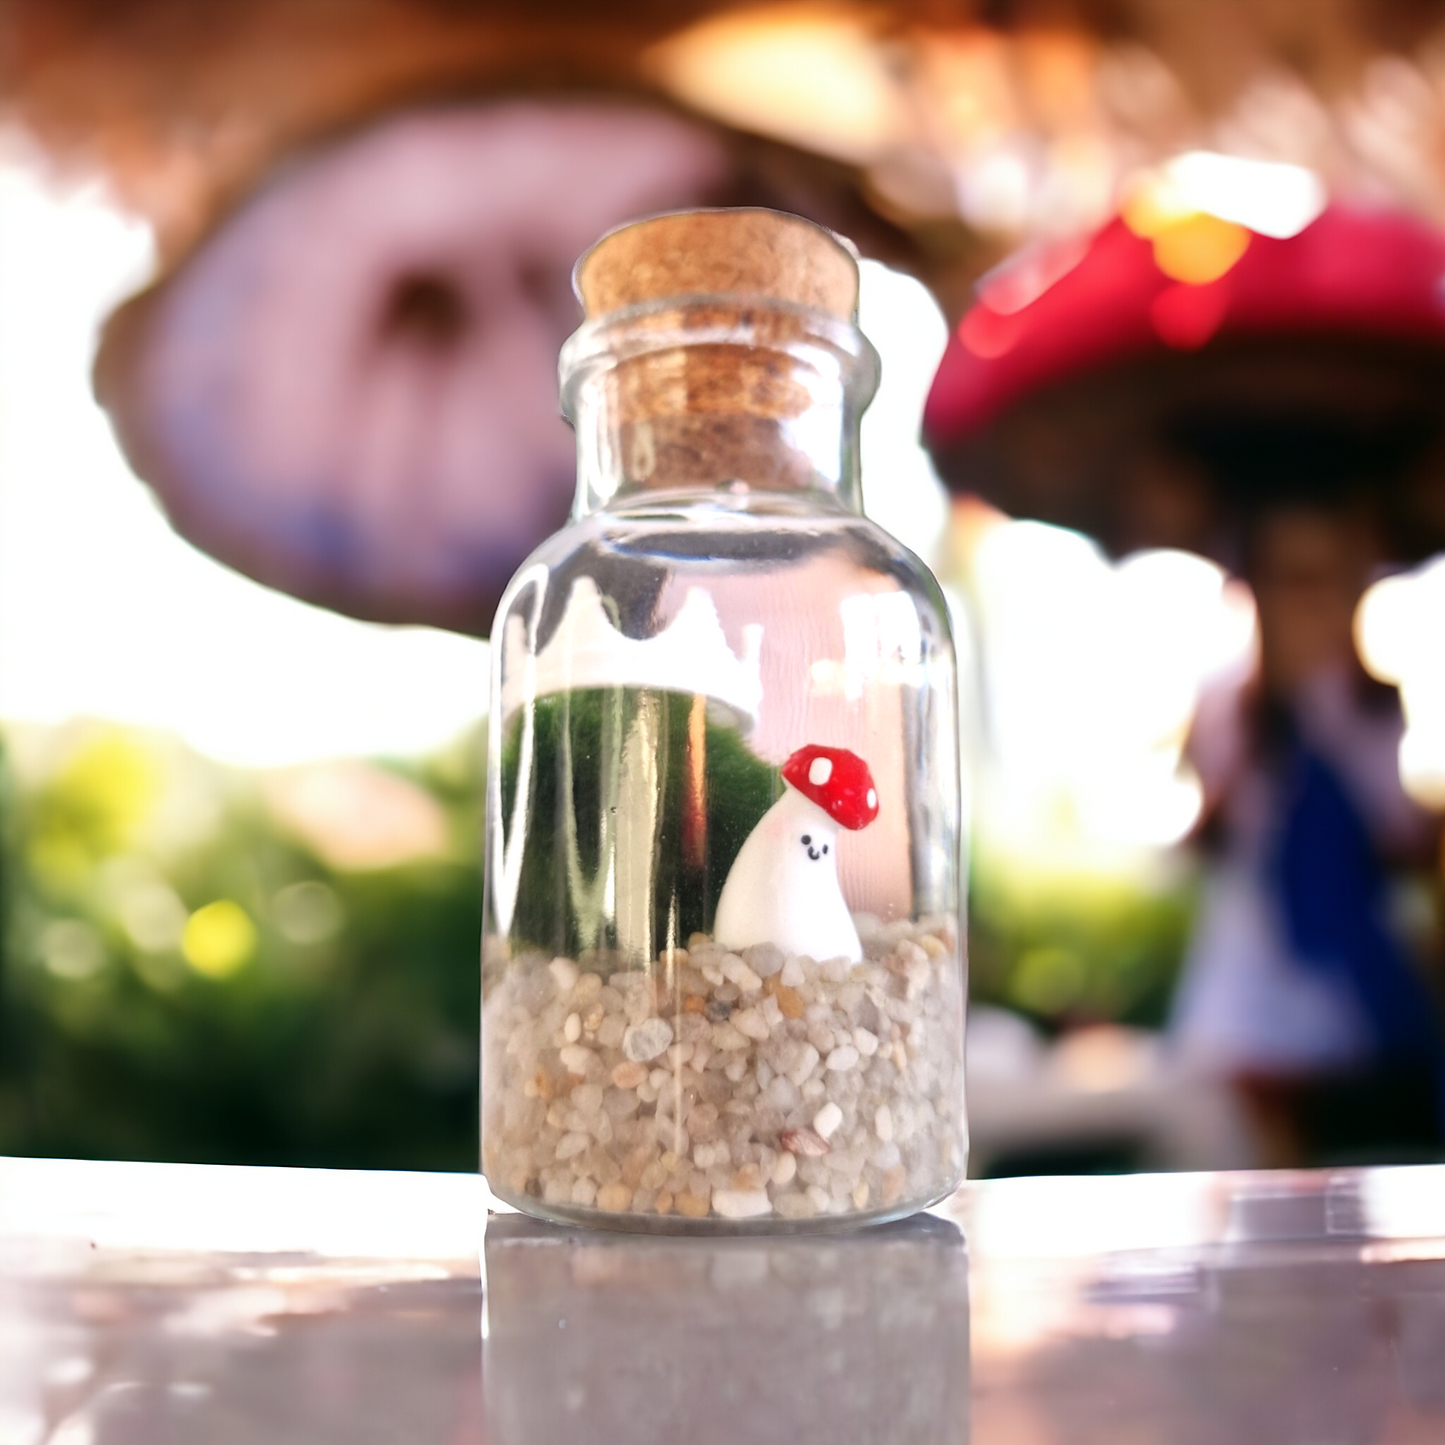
[483,1212,970,1445]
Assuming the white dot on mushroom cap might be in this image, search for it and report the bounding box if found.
[866,788,877,809]
[809,756,833,787]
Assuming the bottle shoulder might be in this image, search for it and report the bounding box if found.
[489,494,956,685]
[502,496,946,598]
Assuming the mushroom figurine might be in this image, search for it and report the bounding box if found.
[712,744,880,964]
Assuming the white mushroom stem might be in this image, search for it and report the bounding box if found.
[712,786,862,963]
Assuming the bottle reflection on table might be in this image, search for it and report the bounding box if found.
[482,1212,970,1445]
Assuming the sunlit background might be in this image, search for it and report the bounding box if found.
[0,158,951,769]
[0,161,489,769]
[5,0,1445,1174]
[18,148,1438,860]
[0,152,1258,898]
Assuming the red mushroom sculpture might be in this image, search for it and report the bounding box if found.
[713,744,879,963]
[923,203,1445,565]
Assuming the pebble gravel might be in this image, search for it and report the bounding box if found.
[482,915,965,1225]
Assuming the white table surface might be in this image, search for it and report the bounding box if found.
[3,1156,1444,1443]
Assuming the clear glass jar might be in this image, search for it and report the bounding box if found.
[482,211,966,1231]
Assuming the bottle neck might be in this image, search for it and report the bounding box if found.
[560,297,878,518]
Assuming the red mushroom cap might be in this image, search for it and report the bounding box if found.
[924,205,1445,447]
[781,745,879,830]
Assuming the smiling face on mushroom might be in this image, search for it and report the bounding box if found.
[712,744,879,963]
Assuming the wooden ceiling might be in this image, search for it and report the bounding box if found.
[8,1,1445,278]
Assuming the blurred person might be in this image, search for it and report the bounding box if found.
[1172,502,1445,1165]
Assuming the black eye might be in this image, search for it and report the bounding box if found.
[801,834,811,846]
[822,844,829,854]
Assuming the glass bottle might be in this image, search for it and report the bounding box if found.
[482,209,966,1231]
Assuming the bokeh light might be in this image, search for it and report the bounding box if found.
[644,6,903,165]
[181,900,258,979]
[1124,151,1325,243]
[966,517,1256,869]
[856,260,952,564]
[1357,556,1445,809]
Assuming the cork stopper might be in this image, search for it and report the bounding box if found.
[575,208,859,321]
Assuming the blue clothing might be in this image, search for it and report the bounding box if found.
[1275,740,1442,1069]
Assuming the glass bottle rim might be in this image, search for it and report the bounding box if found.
[559,293,881,421]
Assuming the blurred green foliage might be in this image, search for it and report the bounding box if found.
[0,713,1199,1172]
[499,688,779,961]
[967,845,1197,1032]
[0,722,483,1170]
